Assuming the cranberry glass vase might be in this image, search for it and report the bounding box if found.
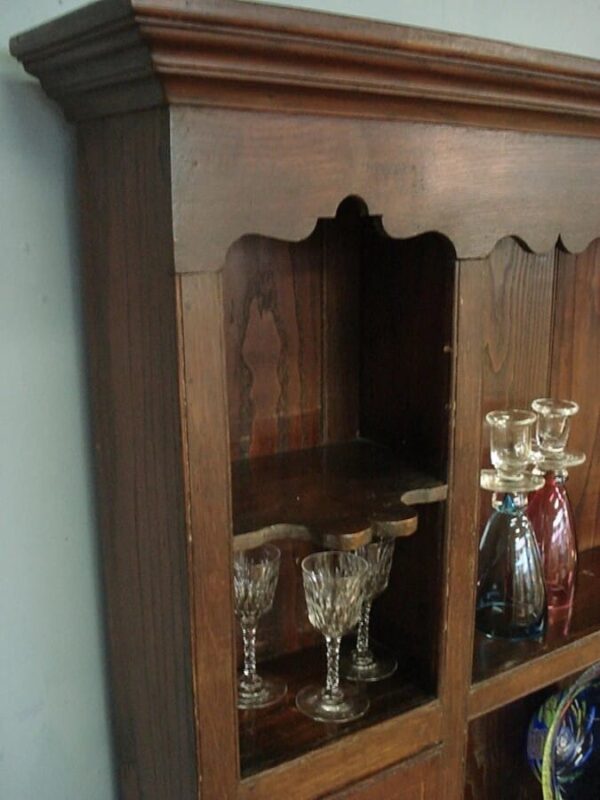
[528,471,577,611]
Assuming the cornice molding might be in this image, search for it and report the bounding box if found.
[10,0,600,134]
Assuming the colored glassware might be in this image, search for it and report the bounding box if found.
[528,471,577,610]
[527,663,600,799]
[528,398,585,614]
[476,492,546,639]
[476,409,546,639]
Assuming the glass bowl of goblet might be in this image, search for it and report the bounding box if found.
[296,551,369,723]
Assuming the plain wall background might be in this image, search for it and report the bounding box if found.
[3,1,600,798]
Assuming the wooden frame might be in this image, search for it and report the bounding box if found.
[11,2,600,798]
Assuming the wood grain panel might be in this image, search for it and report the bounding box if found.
[171,108,600,271]
[551,242,600,550]
[78,109,197,799]
[477,239,557,525]
[180,272,239,798]
[360,226,455,477]
[439,259,486,800]
[224,233,323,460]
[479,238,556,416]
[465,692,549,800]
[322,208,362,444]
[326,747,442,799]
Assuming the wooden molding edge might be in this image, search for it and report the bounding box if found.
[10,0,600,135]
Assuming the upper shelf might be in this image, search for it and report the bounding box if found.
[232,439,447,551]
[10,0,600,136]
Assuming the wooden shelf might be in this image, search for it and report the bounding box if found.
[469,546,600,719]
[231,439,447,550]
[239,644,437,780]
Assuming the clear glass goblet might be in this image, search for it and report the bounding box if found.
[296,551,369,723]
[341,537,397,682]
[233,544,287,709]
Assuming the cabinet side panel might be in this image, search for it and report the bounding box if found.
[551,243,600,550]
[179,272,239,798]
[78,109,197,798]
[441,242,556,799]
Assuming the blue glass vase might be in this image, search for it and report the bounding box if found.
[476,493,546,639]
[528,663,600,799]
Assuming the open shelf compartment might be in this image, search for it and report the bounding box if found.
[223,198,455,777]
[471,546,600,718]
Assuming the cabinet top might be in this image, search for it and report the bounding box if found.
[10,0,600,135]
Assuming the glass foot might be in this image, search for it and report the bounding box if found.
[237,674,287,710]
[296,683,369,723]
[340,643,397,683]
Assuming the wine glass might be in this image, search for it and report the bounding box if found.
[296,551,369,723]
[341,537,397,682]
[233,544,287,709]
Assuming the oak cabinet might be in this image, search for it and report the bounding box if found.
[11,2,600,798]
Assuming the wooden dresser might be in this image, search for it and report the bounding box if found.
[11,2,600,797]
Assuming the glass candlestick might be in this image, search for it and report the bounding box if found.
[476,492,546,639]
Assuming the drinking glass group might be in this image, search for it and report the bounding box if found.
[233,537,397,723]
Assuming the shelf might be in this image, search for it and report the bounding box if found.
[469,546,600,719]
[231,439,448,550]
[239,644,437,779]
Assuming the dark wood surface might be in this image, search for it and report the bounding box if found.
[171,108,600,271]
[224,232,324,460]
[232,439,447,550]
[360,225,455,478]
[465,690,550,800]
[327,747,442,799]
[551,242,600,550]
[438,259,486,800]
[77,109,197,799]
[13,3,600,799]
[240,700,442,800]
[239,645,435,778]
[470,546,600,718]
[179,272,240,798]
[12,0,600,138]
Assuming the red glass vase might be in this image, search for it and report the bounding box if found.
[528,472,577,610]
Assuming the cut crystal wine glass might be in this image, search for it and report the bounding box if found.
[233,544,287,709]
[296,551,369,723]
[341,537,397,682]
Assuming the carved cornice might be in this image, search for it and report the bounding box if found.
[10,0,600,135]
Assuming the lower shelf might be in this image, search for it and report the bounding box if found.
[239,644,436,777]
[470,546,600,718]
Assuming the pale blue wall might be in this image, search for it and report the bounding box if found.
[3,2,600,799]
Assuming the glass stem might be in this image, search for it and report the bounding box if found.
[242,621,258,684]
[356,601,372,657]
[325,636,342,700]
